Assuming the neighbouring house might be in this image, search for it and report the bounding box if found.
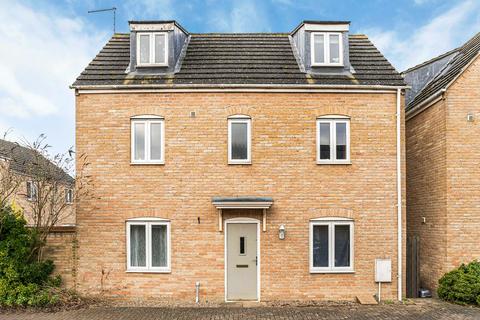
[71,20,407,303]
[0,138,77,286]
[403,32,480,295]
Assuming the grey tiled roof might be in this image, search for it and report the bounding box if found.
[73,33,405,88]
[406,32,480,111]
[0,139,74,184]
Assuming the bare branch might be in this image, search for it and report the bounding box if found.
[1,134,92,261]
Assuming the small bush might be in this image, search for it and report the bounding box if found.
[0,205,61,307]
[438,260,480,305]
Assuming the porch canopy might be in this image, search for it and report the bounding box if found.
[212,197,273,232]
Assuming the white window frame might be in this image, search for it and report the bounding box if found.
[136,32,169,67]
[126,219,171,273]
[309,218,354,273]
[131,116,165,164]
[65,188,73,204]
[227,115,251,164]
[311,32,343,66]
[316,116,350,164]
[26,180,37,201]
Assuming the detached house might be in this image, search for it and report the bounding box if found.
[404,32,480,294]
[72,20,406,302]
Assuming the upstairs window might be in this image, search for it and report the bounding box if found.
[317,116,350,164]
[228,115,251,164]
[65,189,73,204]
[137,32,168,66]
[131,116,165,164]
[26,181,37,201]
[311,32,343,66]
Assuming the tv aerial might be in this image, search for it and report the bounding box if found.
[88,7,117,34]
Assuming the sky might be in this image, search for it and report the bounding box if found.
[0,0,479,156]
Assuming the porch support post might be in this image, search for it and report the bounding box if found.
[218,208,223,232]
[263,209,267,232]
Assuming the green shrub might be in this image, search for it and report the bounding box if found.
[0,205,61,307]
[438,260,480,305]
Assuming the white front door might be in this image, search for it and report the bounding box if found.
[226,222,258,301]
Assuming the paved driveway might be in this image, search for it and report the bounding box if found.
[1,300,479,320]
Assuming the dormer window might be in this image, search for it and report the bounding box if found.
[311,32,343,66]
[137,32,168,66]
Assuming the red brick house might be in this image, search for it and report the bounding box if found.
[404,32,480,294]
[72,20,406,302]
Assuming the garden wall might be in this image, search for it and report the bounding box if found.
[43,226,77,288]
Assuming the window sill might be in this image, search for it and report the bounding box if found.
[316,161,351,165]
[136,63,168,68]
[310,269,355,274]
[130,161,165,165]
[126,269,171,274]
[311,63,344,67]
[228,161,252,165]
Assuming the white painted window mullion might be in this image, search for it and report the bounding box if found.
[146,222,151,269]
[149,34,154,64]
[325,32,330,65]
[330,121,335,161]
[146,121,151,161]
[329,222,334,270]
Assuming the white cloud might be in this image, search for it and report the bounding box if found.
[0,1,108,153]
[207,0,271,32]
[0,2,107,118]
[364,0,480,71]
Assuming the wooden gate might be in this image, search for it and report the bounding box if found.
[406,235,420,298]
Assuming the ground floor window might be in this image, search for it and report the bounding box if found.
[126,219,170,272]
[309,218,354,273]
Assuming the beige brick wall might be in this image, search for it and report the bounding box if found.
[43,228,77,288]
[75,91,405,302]
[406,99,447,292]
[406,55,480,293]
[445,55,480,270]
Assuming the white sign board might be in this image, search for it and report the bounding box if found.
[375,259,392,283]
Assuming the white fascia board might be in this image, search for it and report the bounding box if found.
[130,23,175,32]
[304,23,349,32]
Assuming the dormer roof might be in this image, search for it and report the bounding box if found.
[72,20,405,89]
